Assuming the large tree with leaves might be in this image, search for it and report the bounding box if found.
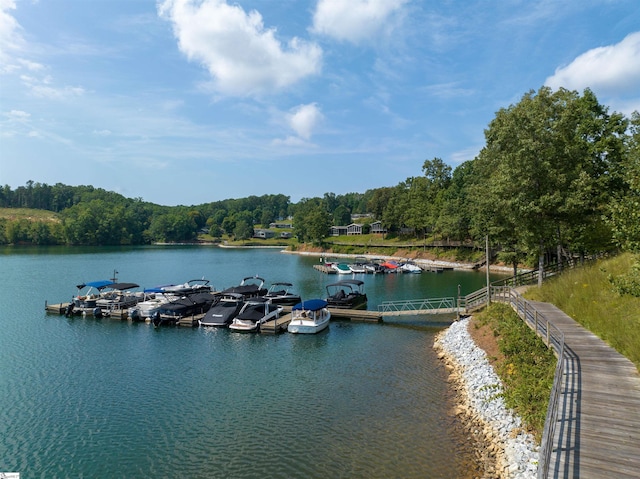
[472,87,627,283]
[293,198,332,244]
[608,111,640,252]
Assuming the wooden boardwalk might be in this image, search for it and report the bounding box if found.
[530,301,640,479]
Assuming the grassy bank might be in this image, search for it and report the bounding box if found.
[467,253,640,440]
[524,253,640,368]
[471,304,556,441]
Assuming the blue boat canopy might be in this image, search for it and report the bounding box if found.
[76,280,114,290]
[292,299,328,311]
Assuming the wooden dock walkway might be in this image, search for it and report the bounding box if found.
[531,301,640,479]
[261,307,382,334]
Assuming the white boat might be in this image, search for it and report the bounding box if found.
[161,278,212,294]
[128,288,171,321]
[228,298,283,333]
[399,262,422,273]
[348,257,368,274]
[332,263,352,274]
[287,299,331,334]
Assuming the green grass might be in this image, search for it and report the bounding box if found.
[0,207,60,221]
[524,253,640,368]
[475,304,557,440]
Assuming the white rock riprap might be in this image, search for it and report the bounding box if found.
[434,318,539,479]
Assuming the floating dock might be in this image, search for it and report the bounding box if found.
[261,307,382,334]
[313,265,336,274]
[47,301,382,332]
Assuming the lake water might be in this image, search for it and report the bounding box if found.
[0,246,504,478]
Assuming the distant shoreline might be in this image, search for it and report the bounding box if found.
[151,242,519,273]
[283,250,517,273]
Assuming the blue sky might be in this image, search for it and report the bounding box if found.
[1,0,639,206]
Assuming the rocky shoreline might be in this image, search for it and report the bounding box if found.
[434,318,539,479]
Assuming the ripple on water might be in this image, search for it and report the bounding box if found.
[0,248,490,478]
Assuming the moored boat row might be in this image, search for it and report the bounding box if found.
[48,274,369,335]
[321,257,427,274]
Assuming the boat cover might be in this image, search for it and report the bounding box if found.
[293,299,328,311]
[108,282,139,290]
[76,280,114,290]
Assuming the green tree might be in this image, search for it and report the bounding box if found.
[293,198,331,243]
[609,111,640,252]
[333,204,351,226]
[472,87,627,282]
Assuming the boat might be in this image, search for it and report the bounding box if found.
[364,259,386,274]
[262,282,301,306]
[325,279,368,309]
[287,299,331,334]
[332,263,352,274]
[161,278,212,294]
[380,260,399,272]
[67,280,115,316]
[399,262,422,273]
[94,282,142,315]
[221,275,267,299]
[153,291,217,327]
[127,287,171,321]
[128,279,213,321]
[228,298,283,333]
[199,292,245,327]
[348,262,367,274]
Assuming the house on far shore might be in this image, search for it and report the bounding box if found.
[269,222,293,229]
[370,221,387,234]
[253,229,275,239]
[330,225,348,236]
[280,232,292,239]
[347,223,362,235]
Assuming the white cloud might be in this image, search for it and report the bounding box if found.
[545,32,640,97]
[17,58,44,71]
[311,0,409,44]
[158,0,322,97]
[0,0,23,68]
[450,145,481,166]
[271,135,309,147]
[287,103,323,140]
[92,129,112,136]
[5,109,30,120]
[423,82,475,99]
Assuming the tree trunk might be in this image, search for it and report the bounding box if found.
[538,240,545,287]
[557,225,563,272]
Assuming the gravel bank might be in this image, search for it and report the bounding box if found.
[434,318,539,479]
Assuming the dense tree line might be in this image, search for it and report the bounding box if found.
[293,87,640,270]
[2,86,639,274]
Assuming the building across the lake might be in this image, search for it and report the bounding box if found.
[330,221,387,236]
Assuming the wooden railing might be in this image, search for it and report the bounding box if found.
[488,286,565,479]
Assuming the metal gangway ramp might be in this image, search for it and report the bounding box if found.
[378,297,459,316]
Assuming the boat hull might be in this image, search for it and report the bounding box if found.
[287,318,329,334]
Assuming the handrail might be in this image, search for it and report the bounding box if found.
[459,287,489,313]
[489,286,565,479]
[378,297,456,313]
